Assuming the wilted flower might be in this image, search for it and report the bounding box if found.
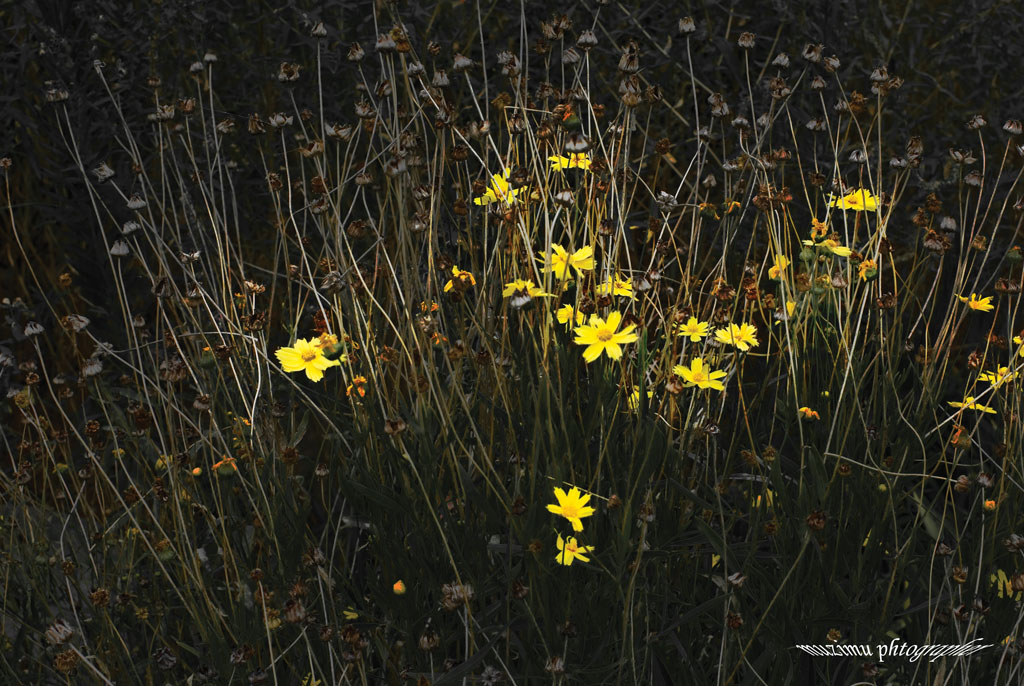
[92,162,114,183]
[277,62,300,82]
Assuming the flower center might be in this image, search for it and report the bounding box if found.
[596,328,614,342]
[301,350,318,362]
[566,541,578,553]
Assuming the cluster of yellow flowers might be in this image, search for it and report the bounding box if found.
[547,486,596,566]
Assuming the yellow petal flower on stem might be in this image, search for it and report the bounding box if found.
[546,486,596,532]
[539,244,595,280]
[979,366,1017,387]
[473,167,519,206]
[548,153,592,171]
[672,358,727,391]
[275,338,341,382]
[713,323,759,351]
[948,396,997,413]
[992,569,1022,600]
[674,317,710,342]
[797,406,820,420]
[572,311,639,363]
[595,273,634,299]
[556,304,586,328]
[957,293,994,312]
[768,255,790,279]
[443,265,476,293]
[829,188,879,211]
[627,388,653,412]
[555,534,595,566]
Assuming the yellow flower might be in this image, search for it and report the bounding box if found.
[768,255,790,279]
[857,259,877,281]
[443,265,476,293]
[548,153,592,171]
[674,317,710,342]
[392,580,406,595]
[275,338,342,382]
[473,167,519,206]
[502,279,553,298]
[798,406,820,420]
[315,332,339,349]
[595,273,635,299]
[539,244,595,280]
[979,366,1017,387]
[984,499,997,511]
[992,569,1022,600]
[347,375,368,398]
[829,188,879,211]
[627,388,654,412]
[753,489,774,508]
[546,486,597,532]
[556,304,586,328]
[573,311,640,363]
[342,608,359,621]
[948,396,997,413]
[555,534,595,566]
[810,217,828,240]
[672,358,727,391]
[802,237,852,257]
[714,322,759,351]
[957,293,993,312]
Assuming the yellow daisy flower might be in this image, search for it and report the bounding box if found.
[539,244,595,280]
[857,259,877,281]
[555,534,594,566]
[957,293,993,312]
[674,317,710,342]
[443,265,476,293]
[502,279,553,307]
[595,273,635,299]
[473,167,519,206]
[714,323,759,351]
[546,486,596,532]
[548,153,592,171]
[573,311,640,363]
[556,304,586,328]
[672,358,727,391]
[275,338,342,382]
[797,406,820,420]
[979,366,1017,387]
[802,237,852,257]
[829,188,879,211]
[627,388,654,412]
[768,255,790,279]
[948,396,997,413]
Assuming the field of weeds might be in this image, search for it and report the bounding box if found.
[5,1,1024,684]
